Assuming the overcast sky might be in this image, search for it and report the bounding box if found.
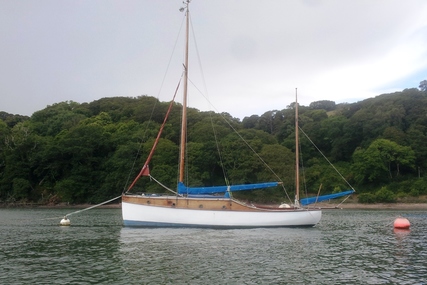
[1,0,427,119]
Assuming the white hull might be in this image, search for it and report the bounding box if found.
[122,200,321,228]
[119,3,328,229]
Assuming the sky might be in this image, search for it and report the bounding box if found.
[1,0,427,119]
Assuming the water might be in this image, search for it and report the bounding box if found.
[0,208,426,285]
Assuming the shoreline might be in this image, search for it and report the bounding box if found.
[334,202,427,210]
[1,202,427,210]
[0,203,122,209]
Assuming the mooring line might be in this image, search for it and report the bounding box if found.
[64,195,122,218]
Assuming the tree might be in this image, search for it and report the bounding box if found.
[309,100,336,111]
[3,87,427,204]
[242,115,259,129]
[419,80,427,92]
[31,101,85,136]
[319,115,351,161]
[352,139,415,184]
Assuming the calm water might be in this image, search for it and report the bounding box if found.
[0,208,426,285]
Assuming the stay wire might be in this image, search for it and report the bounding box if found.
[123,12,186,193]
[299,126,356,192]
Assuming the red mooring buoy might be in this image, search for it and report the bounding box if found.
[394,217,410,230]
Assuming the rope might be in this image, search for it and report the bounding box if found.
[149,175,182,196]
[64,195,122,218]
[334,194,352,208]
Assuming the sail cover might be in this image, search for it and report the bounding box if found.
[178,182,280,195]
[300,190,355,206]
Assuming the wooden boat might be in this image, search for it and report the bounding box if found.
[121,1,325,228]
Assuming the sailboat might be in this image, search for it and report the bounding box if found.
[121,1,337,228]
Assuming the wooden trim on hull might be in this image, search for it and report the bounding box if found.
[122,194,301,212]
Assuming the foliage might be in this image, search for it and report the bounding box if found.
[358,193,376,204]
[309,100,336,111]
[352,139,415,184]
[413,178,427,195]
[1,87,427,205]
[374,187,396,203]
[358,187,396,203]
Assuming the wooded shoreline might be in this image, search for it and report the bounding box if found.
[2,89,427,207]
[1,202,427,210]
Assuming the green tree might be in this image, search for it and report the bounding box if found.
[12,178,32,201]
[309,100,336,111]
[31,101,86,136]
[0,121,42,202]
[0,120,8,180]
[352,139,415,184]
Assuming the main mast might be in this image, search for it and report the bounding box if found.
[179,0,190,184]
[295,88,300,207]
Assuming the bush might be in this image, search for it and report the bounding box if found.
[413,179,427,195]
[409,188,420,197]
[358,193,376,204]
[375,187,396,203]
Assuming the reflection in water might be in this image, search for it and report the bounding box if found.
[117,211,427,285]
[0,209,125,285]
[0,208,426,284]
[118,227,325,284]
[394,228,411,241]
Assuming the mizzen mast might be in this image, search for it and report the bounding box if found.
[179,0,190,184]
[295,88,300,207]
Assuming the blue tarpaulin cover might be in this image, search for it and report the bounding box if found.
[300,190,355,206]
[177,181,279,195]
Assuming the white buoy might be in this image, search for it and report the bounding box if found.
[279,203,291,208]
[60,216,71,226]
